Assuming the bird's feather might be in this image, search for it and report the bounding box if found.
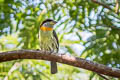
[53,30,59,52]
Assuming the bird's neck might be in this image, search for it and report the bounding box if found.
[40,26,53,31]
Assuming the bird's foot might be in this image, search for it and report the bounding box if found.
[61,53,66,55]
[49,50,54,54]
[36,49,40,51]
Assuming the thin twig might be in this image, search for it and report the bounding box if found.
[97,73,110,80]
[91,0,112,10]
[115,0,119,14]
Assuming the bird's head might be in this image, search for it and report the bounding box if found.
[40,19,57,31]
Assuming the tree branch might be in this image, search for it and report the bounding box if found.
[0,50,120,78]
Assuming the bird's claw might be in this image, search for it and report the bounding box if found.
[36,49,40,51]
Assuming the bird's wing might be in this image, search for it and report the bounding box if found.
[53,30,59,52]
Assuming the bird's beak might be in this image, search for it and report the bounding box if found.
[52,21,57,24]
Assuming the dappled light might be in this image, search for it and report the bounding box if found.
[0,0,120,80]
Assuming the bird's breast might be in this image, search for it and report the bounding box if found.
[39,30,53,41]
[39,30,58,52]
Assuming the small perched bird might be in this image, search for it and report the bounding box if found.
[39,19,59,74]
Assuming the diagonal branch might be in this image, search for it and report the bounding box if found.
[91,0,113,11]
[0,50,120,78]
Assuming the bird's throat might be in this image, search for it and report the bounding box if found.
[40,26,53,31]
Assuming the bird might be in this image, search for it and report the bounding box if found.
[39,19,59,74]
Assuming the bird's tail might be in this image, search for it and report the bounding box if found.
[50,61,57,74]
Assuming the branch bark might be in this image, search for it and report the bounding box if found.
[0,50,120,78]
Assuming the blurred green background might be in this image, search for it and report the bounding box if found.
[0,0,120,80]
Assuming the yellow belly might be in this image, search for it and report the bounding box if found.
[39,30,58,52]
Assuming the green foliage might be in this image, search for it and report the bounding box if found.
[0,0,120,80]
